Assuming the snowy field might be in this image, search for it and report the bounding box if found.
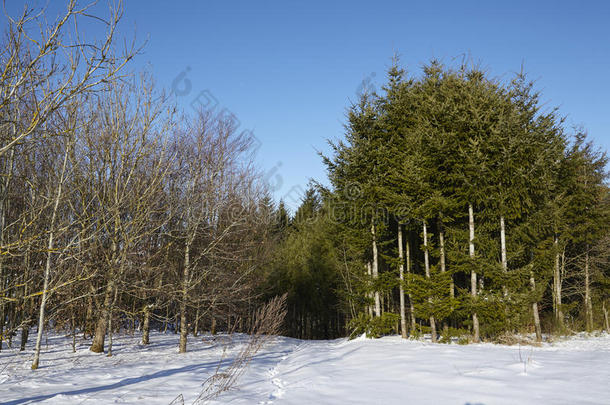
[1,331,609,405]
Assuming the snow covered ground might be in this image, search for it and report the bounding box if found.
[1,330,609,404]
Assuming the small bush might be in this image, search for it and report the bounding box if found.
[439,326,469,344]
[349,313,401,338]
[457,337,470,345]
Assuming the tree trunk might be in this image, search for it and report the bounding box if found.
[0,272,4,352]
[90,276,115,353]
[530,269,542,342]
[163,306,169,333]
[398,224,407,339]
[92,202,123,354]
[500,216,511,332]
[585,248,593,332]
[0,149,14,353]
[106,297,114,356]
[439,222,450,336]
[20,327,29,351]
[0,244,4,351]
[500,215,508,298]
[193,306,200,337]
[106,285,118,357]
[142,304,151,345]
[406,238,416,333]
[469,204,480,343]
[130,301,137,336]
[31,141,69,370]
[366,262,373,318]
[423,221,436,343]
[179,242,191,353]
[84,292,93,339]
[71,312,77,353]
[603,300,609,334]
[553,236,564,331]
[20,257,31,351]
[371,221,381,317]
[439,224,452,298]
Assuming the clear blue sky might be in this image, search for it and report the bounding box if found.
[7,1,610,210]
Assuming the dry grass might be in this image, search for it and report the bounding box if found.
[494,332,543,347]
[171,294,287,405]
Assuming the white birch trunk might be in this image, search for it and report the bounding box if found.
[553,236,564,330]
[406,238,416,332]
[397,224,407,339]
[469,204,480,343]
[500,216,508,298]
[585,248,593,332]
[371,221,381,317]
[439,224,450,336]
[366,262,373,318]
[439,225,451,296]
[530,268,542,342]
[423,221,437,343]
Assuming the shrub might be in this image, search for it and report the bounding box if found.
[349,313,401,338]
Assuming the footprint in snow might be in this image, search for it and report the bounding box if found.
[270,377,286,399]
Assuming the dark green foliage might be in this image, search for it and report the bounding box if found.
[267,57,609,341]
[262,187,349,339]
[348,312,401,339]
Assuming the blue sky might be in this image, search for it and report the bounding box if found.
[6,1,610,210]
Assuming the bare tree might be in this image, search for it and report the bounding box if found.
[0,0,138,157]
[170,110,262,353]
[88,75,172,353]
[31,108,76,369]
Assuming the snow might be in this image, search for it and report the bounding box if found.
[1,331,609,404]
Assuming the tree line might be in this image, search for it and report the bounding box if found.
[0,1,279,369]
[264,58,609,342]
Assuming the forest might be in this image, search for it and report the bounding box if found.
[267,61,610,343]
[0,1,609,375]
